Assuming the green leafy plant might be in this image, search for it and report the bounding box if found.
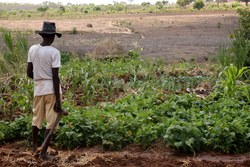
[135,123,165,149]
[128,48,143,59]
[216,64,249,97]
[164,123,205,153]
[206,116,250,153]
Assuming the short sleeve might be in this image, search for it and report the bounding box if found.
[27,46,34,63]
[28,44,40,63]
[52,50,61,68]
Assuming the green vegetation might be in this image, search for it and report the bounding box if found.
[1,43,250,153]
[193,0,205,10]
[177,0,191,8]
[217,8,250,69]
[1,2,250,155]
[0,28,29,75]
[0,1,249,19]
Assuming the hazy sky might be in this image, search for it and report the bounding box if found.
[0,0,176,5]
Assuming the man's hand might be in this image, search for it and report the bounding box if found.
[54,102,62,113]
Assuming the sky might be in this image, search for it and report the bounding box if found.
[0,0,176,5]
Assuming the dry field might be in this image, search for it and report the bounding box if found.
[0,11,239,61]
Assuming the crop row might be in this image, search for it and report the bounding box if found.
[0,57,214,117]
[1,85,250,154]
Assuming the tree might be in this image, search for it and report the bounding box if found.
[141,2,150,6]
[162,0,169,5]
[155,1,164,9]
[93,6,101,11]
[37,6,49,13]
[177,0,190,7]
[193,0,204,10]
[114,2,126,11]
[59,6,65,13]
[42,1,57,8]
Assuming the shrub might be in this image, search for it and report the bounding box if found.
[141,2,150,6]
[37,6,49,12]
[59,6,66,13]
[155,1,164,9]
[177,0,190,8]
[93,6,101,11]
[193,0,205,10]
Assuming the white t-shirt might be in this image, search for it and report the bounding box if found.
[28,44,61,96]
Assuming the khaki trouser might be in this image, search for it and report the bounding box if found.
[32,94,58,129]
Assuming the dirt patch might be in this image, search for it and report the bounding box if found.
[0,11,239,62]
[1,141,250,167]
[92,38,125,58]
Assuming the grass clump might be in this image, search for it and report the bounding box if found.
[0,28,29,76]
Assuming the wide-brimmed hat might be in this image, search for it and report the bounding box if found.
[36,22,62,38]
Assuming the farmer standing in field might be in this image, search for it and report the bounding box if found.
[27,21,62,160]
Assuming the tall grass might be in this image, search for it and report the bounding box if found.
[0,28,28,76]
[0,54,14,74]
[231,31,250,69]
[216,9,250,71]
[216,44,232,68]
[217,38,250,69]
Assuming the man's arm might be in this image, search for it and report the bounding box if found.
[52,68,61,113]
[27,62,33,79]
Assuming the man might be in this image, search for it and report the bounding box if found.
[27,21,62,160]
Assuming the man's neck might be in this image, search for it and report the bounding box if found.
[40,42,51,46]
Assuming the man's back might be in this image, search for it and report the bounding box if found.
[28,44,60,81]
[28,44,61,96]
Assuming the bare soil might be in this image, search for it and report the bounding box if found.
[1,141,250,167]
[0,11,239,62]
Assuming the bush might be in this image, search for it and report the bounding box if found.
[37,6,49,12]
[141,2,150,6]
[59,6,66,13]
[177,0,190,7]
[193,0,205,10]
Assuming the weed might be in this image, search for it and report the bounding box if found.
[217,22,221,28]
[72,27,77,34]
